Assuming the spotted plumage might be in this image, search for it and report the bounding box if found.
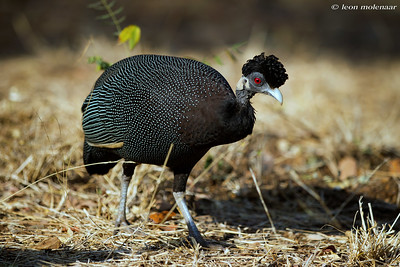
[82,55,239,169]
[81,53,288,247]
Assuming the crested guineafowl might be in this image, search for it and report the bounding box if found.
[81,53,288,247]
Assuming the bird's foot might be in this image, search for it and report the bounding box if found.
[187,236,233,250]
[204,242,225,250]
[188,235,209,248]
[113,218,133,235]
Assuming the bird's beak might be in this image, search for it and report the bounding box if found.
[236,76,283,105]
[263,86,283,105]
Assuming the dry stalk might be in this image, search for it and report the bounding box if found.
[289,169,342,229]
[1,161,121,204]
[348,197,400,265]
[145,143,174,214]
[249,168,276,235]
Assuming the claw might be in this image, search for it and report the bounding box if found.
[173,191,209,247]
[113,217,133,235]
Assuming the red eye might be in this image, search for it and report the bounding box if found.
[254,77,262,84]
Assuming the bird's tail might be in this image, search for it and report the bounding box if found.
[83,139,121,175]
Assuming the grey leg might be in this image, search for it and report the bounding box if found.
[113,162,136,234]
[173,191,208,247]
[173,172,208,247]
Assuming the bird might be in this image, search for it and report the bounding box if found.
[81,53,288,247]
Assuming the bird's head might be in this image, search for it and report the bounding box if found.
[236,53,288,105]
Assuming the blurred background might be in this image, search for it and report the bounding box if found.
[1,0,399,59]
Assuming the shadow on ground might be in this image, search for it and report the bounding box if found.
[194,186,400,234]
[0,248,130,266]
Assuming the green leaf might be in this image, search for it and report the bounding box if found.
[225,49,237,62]
[213,55,223,65]
[87,2,103,10]
[97,13,112,20]
[88,56,111,71]
[112,6,124,16]
[118,25,141,50]
[231,41,247,52]
[115,16,126,25]
[107,0,116,9]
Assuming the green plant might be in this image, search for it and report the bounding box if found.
[88,0,141,70]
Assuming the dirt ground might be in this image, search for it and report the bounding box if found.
[1,40,400,266]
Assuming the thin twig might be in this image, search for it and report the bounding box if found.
[289,169,342,229]
[146,144,174,213]
[249,168,276,234]
[332,158,390,221]
[1,161,122,203]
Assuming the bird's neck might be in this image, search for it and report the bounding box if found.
[236,89,256,105]
[235,90,256,131]
[219,89,256,144]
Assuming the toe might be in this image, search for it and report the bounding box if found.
[113,219,133,234]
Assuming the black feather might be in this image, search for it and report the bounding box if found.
[242,53,288,88]
[83,139,121,175]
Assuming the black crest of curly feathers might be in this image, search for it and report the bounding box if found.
[242,53,288,88]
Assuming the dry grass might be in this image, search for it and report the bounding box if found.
[347,198,400,265]
[1,41,400,265]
